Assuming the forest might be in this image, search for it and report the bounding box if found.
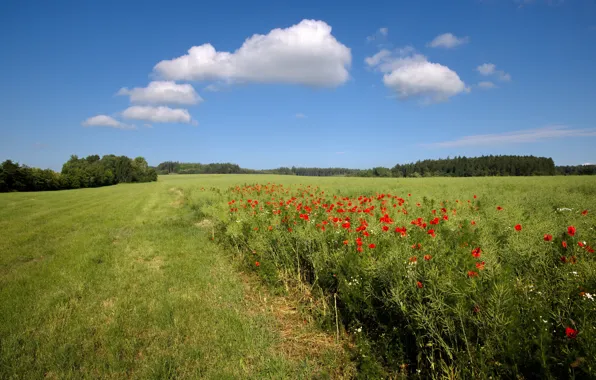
[156,155,594,177]
[0,154,157,192]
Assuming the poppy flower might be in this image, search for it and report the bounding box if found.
[473,195,477,199]
[424,254,432,261]
[578,241,585,248]
[255,261,260,267]
[544,234,553,242]
[471,247,482,258]
[357,246,363,253]
[565,327,578,339]
[567,226,576,237]
[475,261,485,271]
[409,256,418,263]
[467,270,479,278]
[562,241,568,249]
[561,256,567,263]
[471,220,476,225]
[581,209,588,216]
[497,206,503,211]
[343,240,349,245]
[382,225,389,232]
[427,229,436,238]
[416,281,423,288]
[369,243,376,249]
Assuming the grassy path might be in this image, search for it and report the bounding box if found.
[0,181,347,379]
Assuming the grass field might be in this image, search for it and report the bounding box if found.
[1,175,596,378]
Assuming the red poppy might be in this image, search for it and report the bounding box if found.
[409,256,418,263]
[442,215,449,221]
[357,246,363,253]
[416,281,423,288]
[471,247,482,258]
[561,256,567,263]
[430,217,440,225]
[562,241,568,249]
[475,261,485,271]
[497,206,503,211]
[473,195,477,199]
[588,246,595,253]
[471,220,476,225]
[343,240,349,245]
[514,224,522,231]
[467,270,479,278]
[369,243,376,249]
[255,261,260,267]
[578,241,585,248]
[581,209,588,216]
[424,254,432,261]
[427,229,436,238]
[565,327,578,339]
[382,225,389,232]
[567,226,576,237]
[544,234,553,242]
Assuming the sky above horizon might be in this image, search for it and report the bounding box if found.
[1,0,595,171]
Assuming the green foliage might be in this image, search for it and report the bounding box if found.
[196,176,596,378]
[0,155,157,192]
[156,155,588,178]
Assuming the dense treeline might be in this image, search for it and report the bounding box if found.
[0,155,157,192]
[157,155,587,178]
[555,164,596,176]
[390,155,556,177]
[156,161,247,175]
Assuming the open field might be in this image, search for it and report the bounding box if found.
[2,175,596,378]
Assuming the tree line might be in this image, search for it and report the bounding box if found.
[156,155,594,177]
[1,154,157,192]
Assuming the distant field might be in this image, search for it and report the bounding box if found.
[1,175,596,378]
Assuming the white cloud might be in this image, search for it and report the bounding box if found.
[336,151,346,155]
[428,33,469,48]
[583,162,595,166]
[423,125,596,147]
[367,27,389,42]
[82,115,135,130]
[117,81,202,105]
[365,49,392,67]
[154,19,351,87]
[295,113,307,118]
[478,81,496,89]
[143,123,153,128]
[366,48,467,103]
[121,106,195,124]
[477,63,511,81]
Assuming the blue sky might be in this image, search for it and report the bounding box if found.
[1,0,595,170]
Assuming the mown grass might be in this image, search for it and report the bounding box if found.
[0,178,350,379]
[2,174,595,379]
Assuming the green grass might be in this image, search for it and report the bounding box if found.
[2,174,596,378]
[0,177,349,379]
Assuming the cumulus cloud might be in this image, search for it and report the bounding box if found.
[478,81,497,89]
[428,33,469,48]
[154,19,351,87]
[82,115,135,130]
[366,48,467,103]
[423,125,596,147]
[117,81,202,105]
[477,63,511,81]
[121,106,195,124]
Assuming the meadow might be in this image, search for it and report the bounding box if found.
[1,174,595,378]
